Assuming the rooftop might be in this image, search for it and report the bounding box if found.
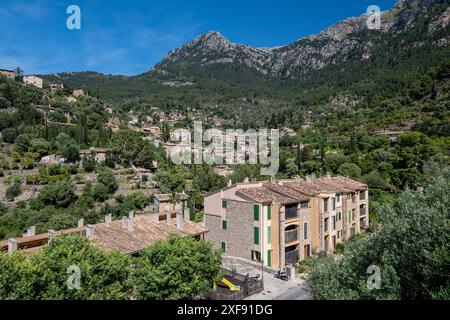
[1,214,207,256]
[93,215,207,255]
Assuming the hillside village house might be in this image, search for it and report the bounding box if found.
[79,148,113,162]
[23,76,43,88]
[203,175,368,270]
[73,89,86,97]
[0,68,16,79]
[153,193,189,221]
[50,83,64,91]
[1,210,207,256]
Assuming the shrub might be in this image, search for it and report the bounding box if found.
[5,183,22,201]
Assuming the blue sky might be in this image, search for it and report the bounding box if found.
[0,0,397,76]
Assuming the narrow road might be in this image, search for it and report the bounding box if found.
[274,282,312,300]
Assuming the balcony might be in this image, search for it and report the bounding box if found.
[360,206,367,216]
[285,249,299,265]
[285,206,299,220]
[285,229,298,243]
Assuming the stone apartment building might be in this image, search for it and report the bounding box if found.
[203,176,368,270]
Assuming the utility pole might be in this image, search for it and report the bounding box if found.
[261,206,265,290]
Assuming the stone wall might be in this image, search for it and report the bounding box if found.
[205,199,255,261]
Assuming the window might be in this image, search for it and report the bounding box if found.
[253,205,260,221]
[267,226,271,244]
[336,195,340,202]
[267,206,271,220]
[352,209,355,221]
[221,241,226,252]
[267,250,272,267]
[222,200,227,209]
[304,223,308,240]
[360,191,366,201]
[300,201,309,209]
[251,250,261,262]
[324,199,328,212]
[324,218,329,232]
[221,220,227,230]
[332,197,336,210]
[332,216,336,230]
[254,227,260,245]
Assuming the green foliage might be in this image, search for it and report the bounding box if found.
[155,169,185,193]
[93,183,110,202]
[96,167,118,194]
[5,183,22,201]
[62,144,80,163]
[134,235,222,300]
[38,180,77,208]
[82,156,96,172]
[192,166,226,192]
[29,138,51,156]
[0,236,133,300]
[338,163,362,179]
[2,128,17,143]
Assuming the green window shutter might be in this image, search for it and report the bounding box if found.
[222,220,227,230]
[221,241,226,252]
[267,250,272,267]
[222,200,227,209]
[267,226,271,244]
[253,205,260,221]
[254,227,260,245]
[349,210,351,222]
[267,206,271,220]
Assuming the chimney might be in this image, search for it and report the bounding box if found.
[127,218,134,232]
[78,219,84,228]
[86,225,94,240]
[176,211,184,230]
[27,226,36,236]
[244,177,249,183]
[184,208,190,221]
[326,172,331,179]
[129,211,134,220]
[121,216,128,229]
[165,209,171,225]
[8,238,17,255]
[227,179,232,187]
[48,230,55,243]
[201,214,206,228]
[105,214,112,224]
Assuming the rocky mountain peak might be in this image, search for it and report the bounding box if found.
[154,0,449,79]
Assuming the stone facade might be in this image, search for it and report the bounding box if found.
[205,199,255,260]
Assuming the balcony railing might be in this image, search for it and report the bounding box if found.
[285,229,298,243]
[285,207,299,220]
[285,249,299,265]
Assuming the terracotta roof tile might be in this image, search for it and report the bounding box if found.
[1,215,207,256]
